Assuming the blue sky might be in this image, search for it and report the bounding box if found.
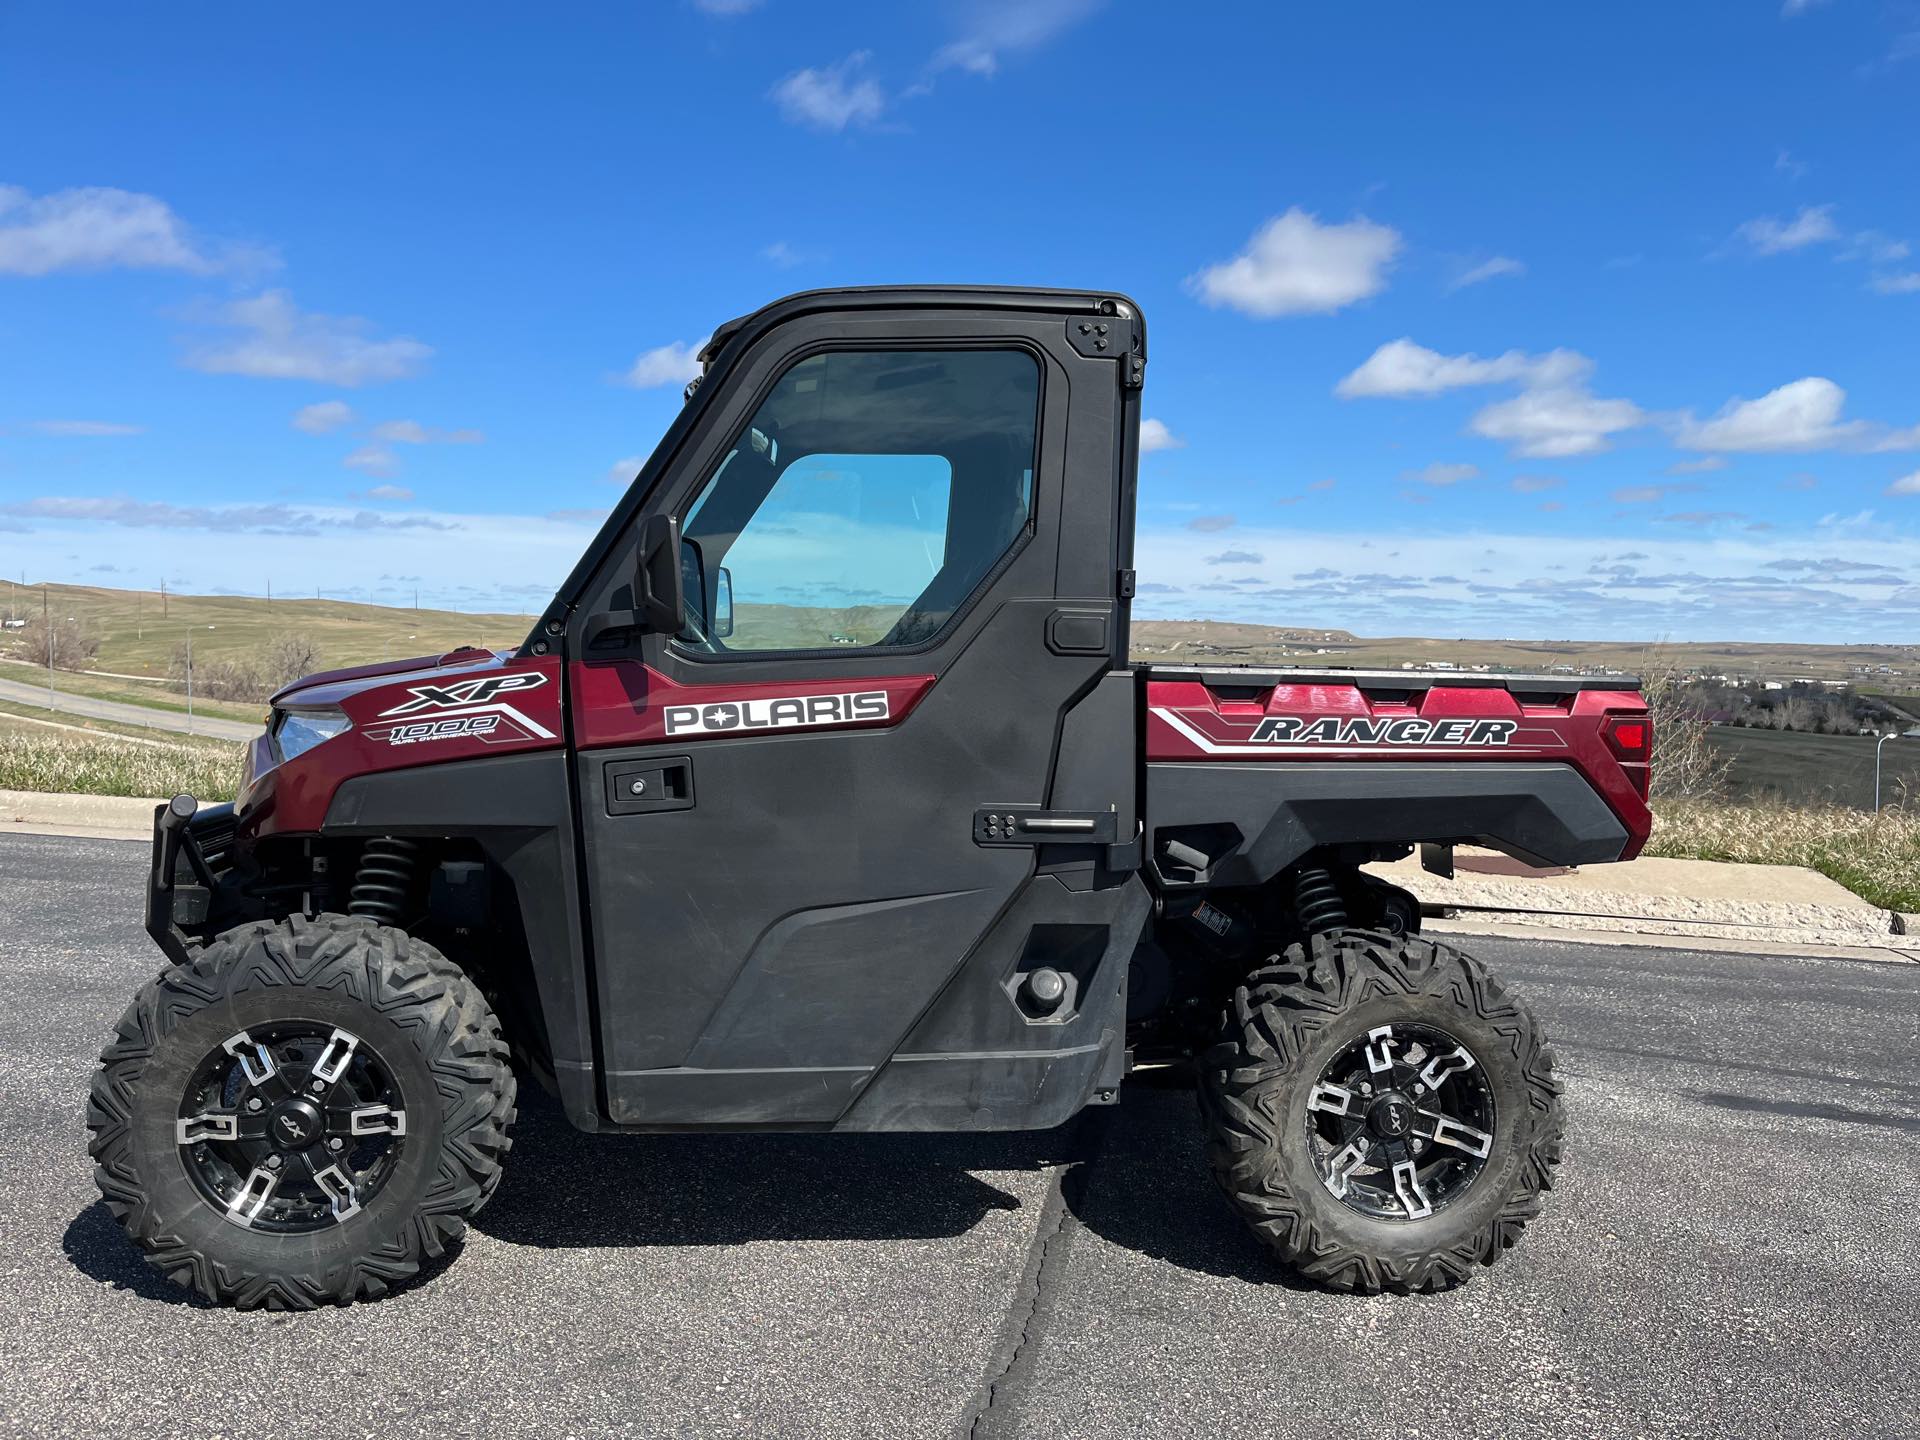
[2,0,1918,641]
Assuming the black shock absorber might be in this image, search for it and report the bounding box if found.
[349,837,420,925]
[1290,865,1350,937]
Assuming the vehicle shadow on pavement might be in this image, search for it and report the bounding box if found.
[473,1075,1291,1286]
[62,1202,216,1308]
[1063,1071,1302,1288]
[471,1088,1063,1249]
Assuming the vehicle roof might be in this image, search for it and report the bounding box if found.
[697,285,1146,368]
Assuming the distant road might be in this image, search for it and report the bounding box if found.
[0,677,257,742]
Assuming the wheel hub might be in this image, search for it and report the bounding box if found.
[267,1098,324,1150]
[1303,1022,1496,1222]
[1366,1091,1417,1140]
[174,1021,409,1233]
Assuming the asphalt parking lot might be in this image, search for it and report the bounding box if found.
[2,831,1916,1439]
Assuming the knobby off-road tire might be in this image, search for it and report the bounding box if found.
[88,914,516,1309]
[1198,930,1561,1293]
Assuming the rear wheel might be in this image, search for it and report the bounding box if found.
[1198,930,1561,1292]
[88,914,515,1309]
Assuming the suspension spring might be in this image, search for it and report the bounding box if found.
[349,837,420,924]
[1291,865,1350,937]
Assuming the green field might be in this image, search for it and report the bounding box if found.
[1706,725,1920,811]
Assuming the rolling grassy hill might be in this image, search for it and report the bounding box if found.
[2,581,1914,701]
[1,582,533,678]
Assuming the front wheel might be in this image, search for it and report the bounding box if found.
[1198,931,1561,1293]
[88,914,516,1309]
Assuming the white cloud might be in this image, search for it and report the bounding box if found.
[1732,204,1839,255]
[771,52,887,132]
[1667,456,1728,474]
[606,456,645,484]
[1781,0,1831,14]
[1841,230,1910,264]
[694,0,761,13]
[371,419,484,445]
[931,0,1103,77]
[0,183,265,276]
[28,419,144,437]
[1888,470,1920,497]
[1140,418,1182,452]
[1471,386,1646,459]
[1872,271,1920,295]
[620,339,707,390]
[762,241,814,269]
[363,484,414,502]
[1335,339,1587,398]
[185,291,431,386]
[1449,256,1525,291]
[1405,462,1478,486]
[1512,474,1564,493]
[1775,148,1810,179]
[1189,209,1401,318]
[1675,377,1874,452]
[292,400,355,434]
[1339,338,1644,458]
[1130,519,1920,643]
[343,445,398,476]
[1,494,453,534]
[1186,514,1236,533]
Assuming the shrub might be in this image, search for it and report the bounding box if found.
[4,613,99,670]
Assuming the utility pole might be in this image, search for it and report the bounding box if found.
[186,628,194,737]
[44,587,53,709]
[267,578,272,611]
[160,577,168,619]
[1876,728,1920,813]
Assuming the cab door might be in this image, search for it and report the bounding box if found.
[565,299,1140,1128]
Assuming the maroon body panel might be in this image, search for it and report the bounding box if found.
[237,653,566,840]
[1145,676,1652,858]
[569,661,936,749]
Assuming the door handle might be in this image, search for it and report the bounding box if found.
[973,807,1118,846]
[606,756,695,815]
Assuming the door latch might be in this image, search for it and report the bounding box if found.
[973,806,1118,846]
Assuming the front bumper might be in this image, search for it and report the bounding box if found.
[145,795,238,965]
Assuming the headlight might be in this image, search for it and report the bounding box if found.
[273,707,352,761]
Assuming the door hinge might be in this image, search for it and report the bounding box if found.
[1117,568,1136,599]
[1120,350,1145,389]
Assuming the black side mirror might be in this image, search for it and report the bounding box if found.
[584,513,685,652]
[635,513,684,634]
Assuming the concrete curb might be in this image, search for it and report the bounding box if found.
[1423,918,1920,965]
[1365,848,1904,950]
[1,789,159,840]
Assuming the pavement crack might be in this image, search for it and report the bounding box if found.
[960,1118,1106,1440]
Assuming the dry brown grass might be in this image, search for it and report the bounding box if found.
[0,729,242,801]
[1649,798,1920,913]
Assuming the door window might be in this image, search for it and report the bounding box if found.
[675,348,1040,654]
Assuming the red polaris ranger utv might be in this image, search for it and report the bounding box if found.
[92,287,1653,1309]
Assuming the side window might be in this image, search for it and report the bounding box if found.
[675,348,1039,655]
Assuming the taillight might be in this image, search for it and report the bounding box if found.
[1602,714,1652,799]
